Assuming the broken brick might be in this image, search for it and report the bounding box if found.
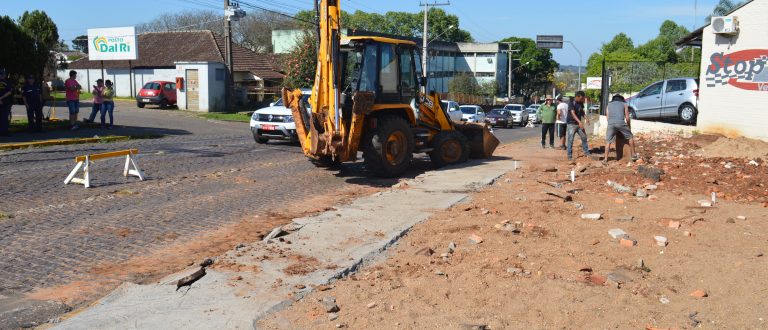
[468,234,483,244]
[668,221,681,229]
[590,274,607,285]
[690,289,708,298]
[620,238,637,247]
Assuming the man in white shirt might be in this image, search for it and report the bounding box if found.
[555,96,569,150]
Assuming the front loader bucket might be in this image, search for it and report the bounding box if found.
[454,122,500,159]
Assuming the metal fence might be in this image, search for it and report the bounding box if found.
[599,60,700,125]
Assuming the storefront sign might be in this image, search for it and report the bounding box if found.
[87,27,138,61]
[705,49,768,91]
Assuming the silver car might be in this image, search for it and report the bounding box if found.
[503,104,528,127]
[627,78,699,123]
[459,105,486,123]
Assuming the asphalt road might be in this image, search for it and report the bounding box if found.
[0,102,540,327]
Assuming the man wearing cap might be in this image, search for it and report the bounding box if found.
[537,95,557,148]
[22,74,44,132]
[0,69,13,136]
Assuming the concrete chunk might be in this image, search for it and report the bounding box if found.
[581,213,602,220]
[608,229,628,239]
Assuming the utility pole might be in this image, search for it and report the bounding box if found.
[500,42,520,100]
[419,1,450,92]
[223,1,245,111]
[224,0,232,111]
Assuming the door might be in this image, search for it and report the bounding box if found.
[379,43,399,103]
[398,47,416,104]
[186,69,199,111]
[633,81,663,119]
[662,79,687,117]
[164,83,177,104]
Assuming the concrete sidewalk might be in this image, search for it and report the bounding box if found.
[53,156,517,329]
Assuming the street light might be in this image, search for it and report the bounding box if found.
[427,25,454,46]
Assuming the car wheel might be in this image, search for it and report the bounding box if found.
[159,100,168,110]
[255,135,269,144]
[137,102,145,108]
[678,104,697,123]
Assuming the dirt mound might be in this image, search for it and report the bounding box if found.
[696,136,768,160]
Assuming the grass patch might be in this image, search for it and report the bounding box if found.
[199,112,252,122]
[0,212,14,220]
[10,118,71,133]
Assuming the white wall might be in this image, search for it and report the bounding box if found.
[175,62,226,113]
[697,0,768,141]
[57,68,176,98]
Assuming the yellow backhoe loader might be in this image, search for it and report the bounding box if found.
[283,0,499,177]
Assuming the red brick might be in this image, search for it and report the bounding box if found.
[668,221,681,229]
[620,238,637,247]
[590,274,607,285]
[690,289,708,298]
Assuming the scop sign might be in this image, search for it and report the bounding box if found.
[705,49,768,91]
[87,26,138,61]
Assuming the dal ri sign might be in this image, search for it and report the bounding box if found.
[87,26,138,61]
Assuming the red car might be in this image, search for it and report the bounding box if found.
[136,81,176,109]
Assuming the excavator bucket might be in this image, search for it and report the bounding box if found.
[454,122,500,159]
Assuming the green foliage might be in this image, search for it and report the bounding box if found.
[707,0,745,21]
[601,33,634,54]
[498,37,558,100]
[282,32,318,89]
[72,34,88,54]
[18,10,59,77]
[198,112,252,122]
[295,8,473,42]
[0,15,37,77]
[449,73,480,95]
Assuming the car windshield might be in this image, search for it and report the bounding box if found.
[489,110,507,116]
[440,101,451,111]
[142,82,161,90]
[504,105,523,111]
[273,98,284,106]
[460,107,476,114]
[272,94,310,108]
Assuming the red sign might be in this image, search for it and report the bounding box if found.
[705,49,768,91]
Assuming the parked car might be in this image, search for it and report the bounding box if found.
[249,89,311,144]
[440,100,463,122]
[137,81,176,109]
[485,109,513,128]
[459,105,486,123]
[526,109,539,124]
[627,78,699,123]
[503,104,528,126]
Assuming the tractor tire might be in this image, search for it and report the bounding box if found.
[362,115,414,177]
[428,131,470,168]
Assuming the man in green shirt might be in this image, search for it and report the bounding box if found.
[537,95,557,148]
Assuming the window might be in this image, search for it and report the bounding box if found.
[164,83,174,90]
[475,72,495,77]
[641,82,663,97]
[359,44,378,92]
[379,44,398,101]
[216,68,225,81]
[142,82,160,90]
[665,80,687,93]
[399,48,416,102]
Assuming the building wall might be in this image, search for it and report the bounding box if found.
[697,0,768,141]
[174,62,226,112]
[56,68,176,98]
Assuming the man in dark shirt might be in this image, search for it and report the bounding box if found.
[22,74,44,132]
[0,68,13,137]
[566,91,591,161]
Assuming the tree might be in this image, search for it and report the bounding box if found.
[498,37,558,101]
[295,8,473,42]
[136,10,223,35]
[282,32,317,89]
[0,15,37,77]
[601,33,634,54]
[18,10,59,77]
[708,0,744,21]
[449,73,479,95]
[234,11,297,53]
[72,34,88,54]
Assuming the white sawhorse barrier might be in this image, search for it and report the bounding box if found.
[64,149,144,188]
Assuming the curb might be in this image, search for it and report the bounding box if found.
[0,136,131,151]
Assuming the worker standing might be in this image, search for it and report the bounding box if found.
[537,95,557,148]
[0,69,12,137]
[555,96,568,150]
[566,91,591,161]
[602,94,638,163]
[22,74,44,132]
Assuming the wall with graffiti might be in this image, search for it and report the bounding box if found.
[698,0,768,141]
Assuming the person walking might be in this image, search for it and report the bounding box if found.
[603,94,638,163]
[537,95,557,148]
[85,79,104,123]
[0,69,13,136]
[100,80,115,129]
[566,91,591,161]
[22,74,44,132]
[555,96,568,150]
[64,70,82,130]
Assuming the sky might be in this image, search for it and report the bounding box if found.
[3,0,721,66]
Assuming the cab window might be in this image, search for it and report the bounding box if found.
[358,44,377,93]
[399,47,416,102]
[379,44,399,102]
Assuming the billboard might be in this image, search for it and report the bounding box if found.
[87,26,137,60]
[536,35,563,49]
[586,77,602,90]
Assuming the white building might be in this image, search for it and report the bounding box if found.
[59,31,284,112]
[677,0,768,141]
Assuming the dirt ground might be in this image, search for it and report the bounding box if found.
[259,133,768,329]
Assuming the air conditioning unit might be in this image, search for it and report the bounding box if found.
[711,16,739,35]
